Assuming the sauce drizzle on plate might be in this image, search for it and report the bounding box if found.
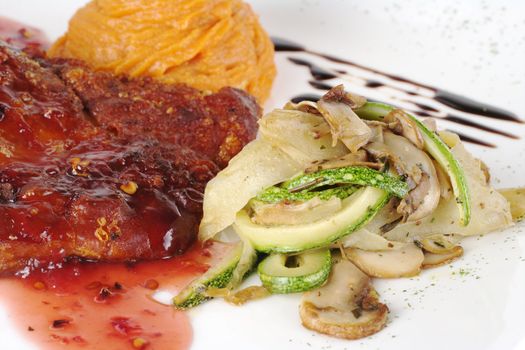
[0,241,234,350]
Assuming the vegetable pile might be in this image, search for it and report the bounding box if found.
[176,86,519,339]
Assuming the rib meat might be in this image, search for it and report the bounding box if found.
[0,43,260,275]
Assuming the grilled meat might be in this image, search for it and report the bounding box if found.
[0,43,260,275]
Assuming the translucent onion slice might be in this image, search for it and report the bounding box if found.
[199,109,348,241]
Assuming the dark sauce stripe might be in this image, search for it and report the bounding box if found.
[434,90,520,122]
[308,80,333,90]
[413,103,439,113]
[274,37,523,125]
[290,94,322,104]
[444,115,519,139]
[365,80,384,88]
[287,57,337,81]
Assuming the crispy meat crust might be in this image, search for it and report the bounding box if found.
[0,43,260,275]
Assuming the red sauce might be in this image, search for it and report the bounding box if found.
[0,16,49,53]
[0,241,233,349]
[0,15,259,350]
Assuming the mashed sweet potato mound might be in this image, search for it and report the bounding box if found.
[49,0,275,102]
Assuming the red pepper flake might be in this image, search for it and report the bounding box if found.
[33,281,46,290]
[114,282,123,290]
[120,181,138,195]
[143,279,159,290]
[132,337,149,349]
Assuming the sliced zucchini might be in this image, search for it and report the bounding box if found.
[354,102,471,226]
[234,187,390,253]
[228,238,258,287]
[282,166,408,198]
[258,249,331,294]
[256,185,358,203]
[173,241,243,309]
[250,196,343,226]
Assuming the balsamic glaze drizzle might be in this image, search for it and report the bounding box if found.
[274,37,523,147]
[290,94,321,104]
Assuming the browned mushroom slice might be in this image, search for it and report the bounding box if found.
[300,257,388,339]
[415,234,462,254]
[384,109,424,149]
[317,86,372,152]
[422,246,464,269]
[498,188,525,221]
[344,243,424,278]
[338,228,404,251]
[383,132,440,222]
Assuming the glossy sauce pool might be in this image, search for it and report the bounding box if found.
[0,241,234,350]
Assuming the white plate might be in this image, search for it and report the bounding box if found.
[1,1,525,349]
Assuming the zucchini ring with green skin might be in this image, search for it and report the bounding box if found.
[256,185,358,204]
[282,166,408,198]
[258,249,332,294]
[173,242,243,309]
[234,187,390,253]
[354,102,471,226]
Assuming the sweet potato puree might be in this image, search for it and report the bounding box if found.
[49,0,275,102]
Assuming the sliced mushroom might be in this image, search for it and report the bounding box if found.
[322,85,367,109]
[344,243,424,278]
[338,228,405,251]
[396,172,433,219]
[300,256,388,339]
[364,121,387,143]
[304,150,382,173]
[383,132,441,222]
[422,246,463,269]
[317,86,372,153]
[415,233,462,254]
[384,109,424,149]
[250,196,342,226]
[498,188,525,222]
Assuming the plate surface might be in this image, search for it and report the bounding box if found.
[1,1,525,349]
